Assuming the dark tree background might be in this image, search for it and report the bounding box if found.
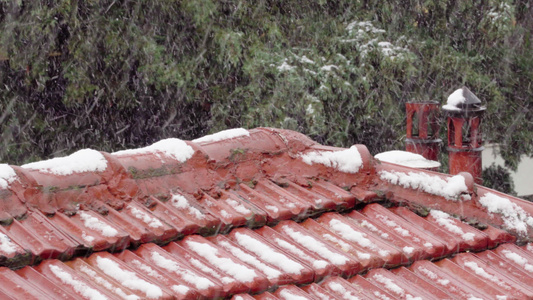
[0,0,532,173]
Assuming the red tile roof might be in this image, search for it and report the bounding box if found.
[0,127,532,299]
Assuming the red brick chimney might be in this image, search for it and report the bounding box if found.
[405,101,441,161]
[443,87,486,184]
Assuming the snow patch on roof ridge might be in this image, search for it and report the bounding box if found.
[379,170,468,200]
[375,151,440,169]
[443,88,465,111]
[185,240,258,283]
[301,145,363,173]
[113,138,194,163]
[192,128,249,143]
[479,192,533,235]
[22,149,107,176]
[429,210,475,241]
[49,264,108,300]
[95,256,162,299]
[0,164,17,189]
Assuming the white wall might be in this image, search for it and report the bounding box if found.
[482,144,533,197]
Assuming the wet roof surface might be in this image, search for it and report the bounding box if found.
[0,127,532,299]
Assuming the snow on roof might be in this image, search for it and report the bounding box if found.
[49,264,109,300]
[0,164,17,189]
[325,282,360,300]
[233,232,305,275]
[217,239,282,280]
[462,261,510,289]
[78,265,139,300]
[95,256,163,299]
[150,251,215,290]
[479,192,533,235]
[127,206,163,229]
[0,127,531,299]
[22,149,107,176]
[279,225,349,266]
[113,138,194,163]
[192,128,250,144]
[79,212,119,237]
[184,240,258,283]
[429,210,475,241]
[375,151,441,169]
[301,146,363,173]
[272,237,329,269]
[328,218,389,257]
[373,274,421,300]
[501,250,533,273]
[379,170,468,200]
[170,193,205,220]
[442,88,465,111]
[0,233,18,255]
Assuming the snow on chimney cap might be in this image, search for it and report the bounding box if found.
[442,86,484,111]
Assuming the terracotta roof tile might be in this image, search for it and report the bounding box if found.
[0,127,531,298]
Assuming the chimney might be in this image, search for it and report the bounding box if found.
[405,101,441,161]
[442,87,486,184]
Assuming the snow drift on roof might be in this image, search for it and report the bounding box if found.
[22,149,107,176]
[301,146,363,173]
[113,138,194,163]
[375,151,440,169]
[0,164,17,189]
[192,128,249,144]
[479,192,533,235]
[379,170,468,200]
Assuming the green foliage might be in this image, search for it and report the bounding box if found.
[0,0,531,168]
[483,164,516,196]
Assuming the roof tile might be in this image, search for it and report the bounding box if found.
[300,282,338,300]
[451,252,533,298]
[0,127,532,299]
[315,212,407,267]
[390,266,452,299]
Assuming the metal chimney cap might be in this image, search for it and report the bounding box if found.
[443,86,485,112]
